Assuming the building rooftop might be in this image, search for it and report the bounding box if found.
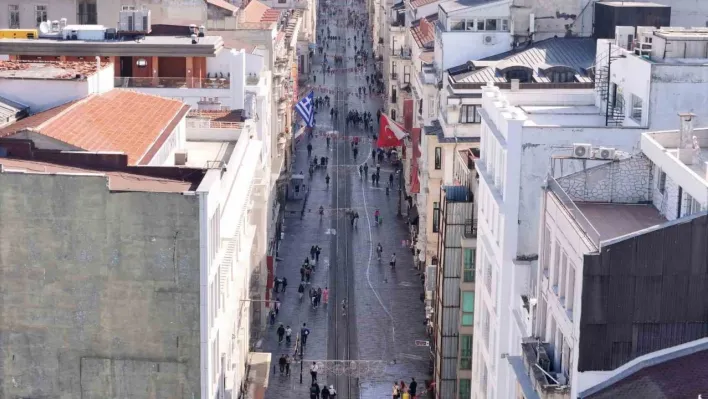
[207,0,239,13]
[424,119,480,143]
[0,35,224,57]
[450,38,595,84]
[181,141,237,168]
[411,15,437,49]
[0,158,199,192]
[652,27,708,40]
[582,341,708,399]
[0,60,109,80]
[600,1,669,7]
[0,90,189,165]
[0,96,28,128]
[642,125,708,184]
[575,203,666,242]
[410,0,437,8]
[439,0,503,14]
[243,0,283,23]
[519,105,607,127]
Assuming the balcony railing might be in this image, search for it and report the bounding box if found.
[521,339,571,399]
[114,77,231,89]
[463,219,478,238]
[547,177,600,248]
[391,47,412,59]
[186,118,244,130]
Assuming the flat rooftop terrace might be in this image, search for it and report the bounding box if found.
[0,60,109,80]
[0,35,224,57]
[519,105,607,127]
[0,158,200,192]
[576,202,666,242]
[181,141,237,168]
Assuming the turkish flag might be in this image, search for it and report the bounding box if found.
[377,113,406,148]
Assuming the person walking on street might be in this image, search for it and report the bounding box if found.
[301,323,311,347]
[376,242,383,260]
[390,253,397,268]
[285,355,292,376]
[282,277,288,292]
[321,385,331,399]
[310,382,320,399]
[342,298,348,317]
[274,297,281,315]
[310,362,319,383]
[315,246,321,263]
[310,246,317,260]
[307,143,313,158]
[374,209,380,225]
[306,268,312,283]
[274,277,281,292]
[389,172,394,187]
[277,323,285,343]
[323,287,329,305]
[329,385,337,398]
[409,378,417,397]
[285,325,292,345]
[279,354,287,374]
[392,381,400,399]
[353,211,359,227]
[298,282,306,301]
[269,308,276,325]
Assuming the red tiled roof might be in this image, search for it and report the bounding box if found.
[0,90,188,165]
[411,16,437,48]
[410,0,437,8]
[243,0,281,23]
[207,0,238,13]
[261,9,282,22]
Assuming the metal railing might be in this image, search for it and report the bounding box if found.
[186,119,244,130]
[391,47,412,59]
[547,177,601,248]
[113,77,231,89]
[463,219,478,238]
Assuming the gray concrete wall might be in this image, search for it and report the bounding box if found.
[0,173,202,399]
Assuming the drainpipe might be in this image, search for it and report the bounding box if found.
[95,56,101,94]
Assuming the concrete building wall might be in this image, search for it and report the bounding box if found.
[0,0,75,29]
[648,65,708,130]
[0,173,201,399]
[0,78,89,113]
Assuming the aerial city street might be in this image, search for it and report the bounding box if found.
[1,0,708,398]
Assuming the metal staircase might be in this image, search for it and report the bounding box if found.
[593,45,626,127]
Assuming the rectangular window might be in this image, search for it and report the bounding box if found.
[459,104,481,123]
[434,147,442,169]
[9,5,20,28]
[121,5,137,10]
[391,61,397,79]
[35,5,48,26]
[501,19,509,31]
[460,335,472,370]
[459,378,471,399]
[566,264,575,311]
[657,168,666,194]
[559,251,567,300]
[432,202,440,233]
[552,241,560,290]
[391,86,397,103]
[476,19,484,31]
[450,19,465,31]
[631,94,643,122]
[403,65,411,84]
[463,249,475,282]
[485,19,497,31]
[543,225,551,276]
[428,97,436,117]
[461,292,475,325]
[685,193,702,216]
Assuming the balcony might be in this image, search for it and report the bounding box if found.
[391,46,412,59]
[520,339,570,399]
[463,219,478,238]
[114,77,230,89]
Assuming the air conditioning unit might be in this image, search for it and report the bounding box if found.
[482,34,496,45]
[597,147,616,160]
[118,9,151,33]
[174,150,188,165]
[572,143,592,159]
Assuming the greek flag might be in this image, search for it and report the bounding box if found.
[295,90,315,127]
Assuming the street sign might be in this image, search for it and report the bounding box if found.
[415,340,429,347]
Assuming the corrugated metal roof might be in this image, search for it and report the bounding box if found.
[454,38,596,84]
[0,96,28,128]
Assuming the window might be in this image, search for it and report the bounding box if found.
[501,19,509,31]
[685,193,702,216]
[459,105,481,123]
[476,20,484,31]
[631,94,643,122]
[418,99,423,115]
[463,249,475,282]
[461,292,475,325]
[35,5,48,27]
[450,19,465,31]
[403,65,411,84]
[505,68,531,83]
[460,335,472,370]
[9,5,19,28]
[391,61,397,79]
[432,202,440,233]
[543,225,551,276]
[434,147,442,169]
[391,86,397,103]
[551,241,560,289]
[391,109,397,120]
[459,378,471,399]
[428,97,436,117]
[657,168,666,194]
[559,251,567,300]
[566,264,575,311]
[484,19,497,31]
[77,0,97,24]
[121,5,137,10]
[550,70,576,83]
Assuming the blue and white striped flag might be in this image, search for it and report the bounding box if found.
[295,90,315,127]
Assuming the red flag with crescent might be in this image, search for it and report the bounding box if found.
[377,113,406,147]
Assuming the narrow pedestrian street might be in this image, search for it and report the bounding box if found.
[263,0,430,397]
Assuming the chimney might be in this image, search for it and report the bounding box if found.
[678,112,696,164]
[420,18,429,37]
[510,79,520,91]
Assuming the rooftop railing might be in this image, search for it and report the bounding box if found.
[113,77,231,89]
[547,177,600,248]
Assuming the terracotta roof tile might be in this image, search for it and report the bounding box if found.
[410,15,437,48]
[3,90,187,165]
[207,0,239,13]
[243,0,281,23]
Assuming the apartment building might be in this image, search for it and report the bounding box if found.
[0,77,270,398]
[472,26,708,399]
[511,114,708,399]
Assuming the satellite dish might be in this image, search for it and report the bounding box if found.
[39,21,50,35]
